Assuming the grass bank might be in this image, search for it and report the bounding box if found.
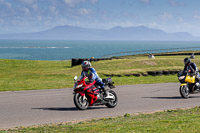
[2,107,200,132]
[0,55,199,91]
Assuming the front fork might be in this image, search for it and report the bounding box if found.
[181,83,197,92]
[74,90,87,101]
[180,83,190,92]
[82,95,87,101]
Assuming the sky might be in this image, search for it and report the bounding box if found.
[1,0,200,36]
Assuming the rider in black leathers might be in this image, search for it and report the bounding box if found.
[183,57,200,84]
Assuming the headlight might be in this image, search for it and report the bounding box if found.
[179,76,185,80]
[74,83,83,89]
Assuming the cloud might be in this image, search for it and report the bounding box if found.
[63,0,73,6]
[177,16,184,22]
[193,11,200,20]
[91,0,98,4]
[0,0,12,8]
[63,0,86,7]
[32,4,38,10]
[63,0,97,7]
[18,0,36,5]
[1,0,200,36]
[194,15,200,19]
[23,8,30,15]
[37,16,42,21]
[0,18,3,23]
[79,8,92,15]
[5,2,11,8]
[160,12,173,21]
[49,6,56,12]
[168,0,183,6]
[49,6,59,16]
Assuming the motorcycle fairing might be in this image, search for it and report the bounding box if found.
[75,91,85,97]
[85,85,99,106]
[180,83,187,86]
[185,75,195,83]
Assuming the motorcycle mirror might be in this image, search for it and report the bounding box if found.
[74,76,78,81]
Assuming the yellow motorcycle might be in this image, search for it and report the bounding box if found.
[178,71,200,98]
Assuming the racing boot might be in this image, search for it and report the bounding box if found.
[104,91,114,99]
[100,83,114,99]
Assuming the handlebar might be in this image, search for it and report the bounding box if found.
[178,70,198,77]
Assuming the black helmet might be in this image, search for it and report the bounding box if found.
[183,57,191,65]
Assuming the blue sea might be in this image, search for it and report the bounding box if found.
[0,40,200,60]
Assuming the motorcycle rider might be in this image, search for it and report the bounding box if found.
[183,57,200,86]
[80,61,112,99]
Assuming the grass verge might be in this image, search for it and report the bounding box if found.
[2,107,200,133]
[0,55,199,91]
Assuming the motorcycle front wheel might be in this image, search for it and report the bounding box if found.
[105,90,118,108]
[74,93,89,110]
[180,85,190,99]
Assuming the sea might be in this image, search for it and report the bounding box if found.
[0,40,200,60]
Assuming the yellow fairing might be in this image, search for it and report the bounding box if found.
[185,75,195,83]
[180,83,187,86]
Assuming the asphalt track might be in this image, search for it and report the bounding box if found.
[1,83,200,129]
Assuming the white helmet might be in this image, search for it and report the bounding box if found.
[81,61,91,70]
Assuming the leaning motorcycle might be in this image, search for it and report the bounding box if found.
[73,76,118,110]
[177,71,200,98]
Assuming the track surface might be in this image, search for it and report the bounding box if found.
[1,83,200,129]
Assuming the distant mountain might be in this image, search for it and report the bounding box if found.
[0,25,199,40]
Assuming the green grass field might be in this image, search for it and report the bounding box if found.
[2,107,200,133]
[0,55,199,91]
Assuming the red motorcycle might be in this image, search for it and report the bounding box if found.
[73,76,118,110]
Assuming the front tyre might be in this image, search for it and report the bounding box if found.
[105,90,118,108]
[180,85,190,99]
[74,93,89,110]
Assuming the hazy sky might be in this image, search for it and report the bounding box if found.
[1,0,200,36]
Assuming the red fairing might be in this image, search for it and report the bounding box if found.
[88,93,97,106]
[76,91,85,97]
[74,77,99,106]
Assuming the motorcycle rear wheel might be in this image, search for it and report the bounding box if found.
[74,93,89,110]
[180,85,190,99]
[105,90,118,108]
